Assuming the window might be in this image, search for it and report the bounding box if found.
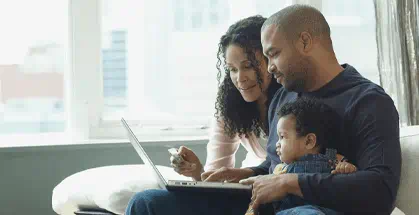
[92,0,380,140]
[0,0,383,144]
[0,0,67,135]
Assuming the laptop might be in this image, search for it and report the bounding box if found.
[121,118,252,193]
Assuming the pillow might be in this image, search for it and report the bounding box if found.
[52,165,191,215]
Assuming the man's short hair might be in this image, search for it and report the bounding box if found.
[277,97,341,151]
[263,4,331,43]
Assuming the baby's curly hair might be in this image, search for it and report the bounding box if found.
[277,97,341,151]
[215,15,281,138]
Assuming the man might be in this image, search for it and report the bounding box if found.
[238,4,401,214]
[126,5,401,215]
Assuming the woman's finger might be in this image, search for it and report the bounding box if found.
[201,170,215,181]
[177,164,197,173]
[178,146,194,159]
[203,170,225,182]
[170,155,182,165]
[177,160,196,168]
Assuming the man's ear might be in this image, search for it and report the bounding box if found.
[305,133,317,149]
[295,31,314,55]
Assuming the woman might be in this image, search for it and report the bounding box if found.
[125,15,280,215]
[170,15,281,182]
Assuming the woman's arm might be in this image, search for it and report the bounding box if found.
[204,118,241,172]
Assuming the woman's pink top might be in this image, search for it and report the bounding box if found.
[204,118,268,171]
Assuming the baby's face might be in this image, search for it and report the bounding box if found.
[276,115,308,164]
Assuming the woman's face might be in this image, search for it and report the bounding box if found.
[225,44,272,102]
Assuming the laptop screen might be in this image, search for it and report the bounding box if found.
[121,118,168,188]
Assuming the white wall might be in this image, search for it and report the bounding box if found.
[0,140,246,215]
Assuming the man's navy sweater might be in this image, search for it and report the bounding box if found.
[250,64,401,214]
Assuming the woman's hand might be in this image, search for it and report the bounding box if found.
[201,167,254,183]
[170,146,203,181]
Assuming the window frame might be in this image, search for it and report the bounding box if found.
[69,0,103,141]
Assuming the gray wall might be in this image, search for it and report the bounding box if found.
[0,140,246,215]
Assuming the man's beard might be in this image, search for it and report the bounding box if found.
[283,57,310,92]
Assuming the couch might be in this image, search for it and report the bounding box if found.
[52,126,419,215]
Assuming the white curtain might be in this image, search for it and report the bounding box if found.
[374,0,419,126]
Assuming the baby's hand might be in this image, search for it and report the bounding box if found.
[331,161,357,174]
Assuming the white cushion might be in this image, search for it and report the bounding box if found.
[391,207,405,215]
[52,165,191,215]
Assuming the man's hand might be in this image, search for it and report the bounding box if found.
[201,167,254,182]
[240,174,300,211]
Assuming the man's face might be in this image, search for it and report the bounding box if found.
[275,115,308,164]
[261,25,310,92]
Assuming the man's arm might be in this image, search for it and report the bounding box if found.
[290,92,401,213]
[249,159,271,176]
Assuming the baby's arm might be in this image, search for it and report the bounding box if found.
[330,153,357,174]
[332,160,357,174]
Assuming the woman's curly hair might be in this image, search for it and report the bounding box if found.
[215,15,281,138]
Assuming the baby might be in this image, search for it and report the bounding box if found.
[246,97,356,215]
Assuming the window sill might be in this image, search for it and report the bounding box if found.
[0,132,208,152]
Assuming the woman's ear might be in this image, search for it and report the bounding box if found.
[305,133,317,150]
